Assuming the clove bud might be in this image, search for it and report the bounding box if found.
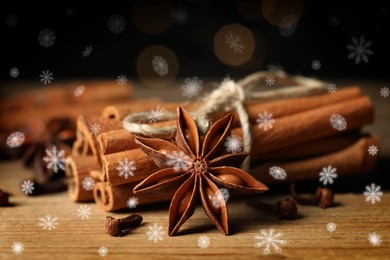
[247,197,298,219]
[105,214,143,237]
[290,183,334,208]
[0,189,10,206]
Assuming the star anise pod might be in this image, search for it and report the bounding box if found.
[134,107,268,236]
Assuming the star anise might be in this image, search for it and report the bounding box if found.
[134,107,268,236]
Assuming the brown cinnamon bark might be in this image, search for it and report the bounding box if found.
[249,135,380,183]
[65,156,100,202]
[93,181,174,212]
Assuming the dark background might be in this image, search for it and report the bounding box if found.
[1,0,389,90]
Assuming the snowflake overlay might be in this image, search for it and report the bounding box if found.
[82,45,93,57]
[380,87,389,98]
[330,114,347,131]
[225,135,243,154]
[279,15,298,37]
[312,59,321,70]
[368,145,378,156]
[269,166,287,180]
[90,123,101,135]
[6,131,25,148]
[327,222,336,233]
[116,158,136,179]
[82,177,95,191]
[10,67,19,78]
[368,232,382,247]
[38,215,59,230]
[225,32,245,54]
[11,241,24,255]
[117,74,127,86]
[40,70,54,85]
[98,246,108,256]
[127,196,139,209]
[108,14,126,34]
[147,223,164,243]
[152,56,169,76]
[181,76,203,98]
[171,7,189,25]
[77,205,91,219]
[21,179,35,195]
[363,183,383,204]
[319,165,337,185]
[327,83,337,94]
[256,111,275,131]
[148,106,165,123]
[43,146,66,173]
[198,235,210,249]
[347,36,373,65]
[38,29,56,47]
[329,14,341,27]
[265,75,275,86]
[212,188,230,209]
[254,229,287,254]
[6,14,18,27]
[74,85,85,97]
[166,151,193,172]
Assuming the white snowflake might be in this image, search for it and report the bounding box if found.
[11,241,24,255]
[6,131,25,148]
[82,177,95,191]
[108,14,126,34]
[74,85,85,97]
[171,7,190,25]
[82,45,93,57]
[368,232,382,247]
[327,222,336,233]
[152,56,169,76]
[166,151,193,172]
[147,223,164,243]
[6,14,18,27]
[21,179,35,195]
[90,123,101,135]
[319,165,337,185]
[38,215,59,230]
[327,83,337,94]
[329,14,341,27]
[98,246,108,256]
[38,29,56,47]
[10,67,19,78]
[43,146,66,173]
[347,36,373,64]
[364,183,383,204]
[225,135,243,154]
[198,235,210,249]
[77,205,91,220]
[279,14,298,37]
[225,32,245,54]
[269,166,287,180]
[148,106,165,123]
[127,196,139,209]
[181,76,203,98]
[212,188,230,209]
[368,145,378,156]
[116,158,136,179]
[117,74,127,86]
[256,111,275,131]
[312,59,321,70]
[40,70,54,85]
[330,114,347,131]
[254,228,287,254]
[380,87,389,98]
[265,75,275,86]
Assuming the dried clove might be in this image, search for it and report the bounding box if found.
[290,183,334,208]
[105,214,143,237]
[21,178,67,196]
[0,189,10,206]
[247,197,298,219]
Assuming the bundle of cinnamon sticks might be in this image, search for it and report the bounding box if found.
[65,85,379,212]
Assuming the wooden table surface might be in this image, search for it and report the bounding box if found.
[1,79,389,259]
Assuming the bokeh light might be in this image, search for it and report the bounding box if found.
[262,0,304,27]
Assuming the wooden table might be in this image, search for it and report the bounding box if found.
[1,79,389,259]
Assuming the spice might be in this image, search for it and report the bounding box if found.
[0,189,10,206]
[247,197,298,219]
[105,214,143,237]
[290,183,334,208]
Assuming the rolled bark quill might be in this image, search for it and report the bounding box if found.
[65,156,100,202]
[250,135,380,184]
